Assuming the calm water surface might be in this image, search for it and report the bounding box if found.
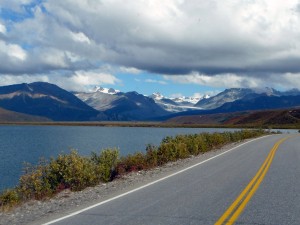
[0,125,294,191]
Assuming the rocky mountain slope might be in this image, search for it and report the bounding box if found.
[0,82,102,121]
[195,87,300,110]
[150,92,203,112]
[75,89,170,121]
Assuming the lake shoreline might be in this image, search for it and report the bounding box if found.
[1,126,248,191]
[0,138,256,225]
[0,121,298,129]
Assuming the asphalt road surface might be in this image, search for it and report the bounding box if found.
[44,134,300,225]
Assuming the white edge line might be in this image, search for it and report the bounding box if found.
[43,135,269,225]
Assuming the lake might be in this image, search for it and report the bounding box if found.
[0,125,295,191]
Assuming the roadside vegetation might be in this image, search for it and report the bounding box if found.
[0,129,270,211]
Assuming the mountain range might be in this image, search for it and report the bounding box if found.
[161,88,300,120]
[74,89,169,120]
[0,82,103,121]
[0,82,300,122]
[150,92,204,113]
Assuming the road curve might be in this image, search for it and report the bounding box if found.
[43,134,300,225]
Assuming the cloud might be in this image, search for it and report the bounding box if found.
[169,91,220,99]
[120,67,142,75]
[0,69,121,91]
[1,0,300,84]
[145,79,167,85]
[70,70,120,87]
[164,72,300,90]
[169,93,184,98]
[0,74,50,86]
[70,32,91,44]
[0,0,36,12]
[0,22,6,34]
[0,41,27,61]
[0,40,29,74]
[163,72,263,88]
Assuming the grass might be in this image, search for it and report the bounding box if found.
[0,129,271,211]
[0,120,299,129]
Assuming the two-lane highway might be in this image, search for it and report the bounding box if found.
[42,134,300,225]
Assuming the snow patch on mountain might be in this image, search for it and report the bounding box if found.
[149,92,209,112]
[91,86,120,95]
[151,92,164,100]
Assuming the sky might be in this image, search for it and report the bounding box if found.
[1,0,300,98]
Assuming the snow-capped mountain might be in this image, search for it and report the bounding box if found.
[151,92,165,101]
[75,86,122,111]
[1,82,300,122]
[149,92,206,112]
[195,88,256,109]
[173,95,210,104]
[252,87,281,96]
[75,90,169,120]
[75,91,121,111]
[195,87,300,110]
[76,86,300,120]
[172,96,201,105]
[91,86,120,95]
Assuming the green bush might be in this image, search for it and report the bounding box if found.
[145,144,158,168]
[47,150,98,191]
[18,161,52,200]
[157,142,177,165]
[0,189,20,210]
[117,152,147,174]
[176,142,189,159]
[91,148,119,182]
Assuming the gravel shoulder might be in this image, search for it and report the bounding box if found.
[0,138,258,225]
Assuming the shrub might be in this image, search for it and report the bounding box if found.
[176,142,189,159]
[116,152,147,174]
[184,135,200,155]
[91,148,119,182]
[0,189,20,211]
[47,150,98,191]
[18,160,52,200]
[145,144,158,168]
[157,142,177,165]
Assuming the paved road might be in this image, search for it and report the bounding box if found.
[44,134,300,225]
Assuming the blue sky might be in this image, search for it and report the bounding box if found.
[1,0,300,98]
[113,71,219,97]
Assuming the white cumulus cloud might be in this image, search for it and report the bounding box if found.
[1,0,300,90]
[0,69,121,92]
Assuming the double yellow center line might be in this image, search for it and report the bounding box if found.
[215,136,290,225]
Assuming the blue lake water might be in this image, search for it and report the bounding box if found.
[0,125,295,191]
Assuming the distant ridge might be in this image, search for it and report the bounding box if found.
[166,108,300,127]
[0,82,103,121]
[76,90,170,121]
[1,82,300,122]
[156,94,300,121]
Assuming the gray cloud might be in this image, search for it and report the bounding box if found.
[1,0,300,78]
